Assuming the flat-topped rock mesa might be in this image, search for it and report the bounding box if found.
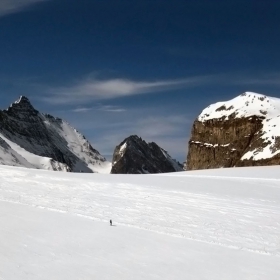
[187,92,280,170]
[111,135,183,174]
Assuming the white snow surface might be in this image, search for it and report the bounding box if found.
[0,165,279,279]
[198,92,280,161]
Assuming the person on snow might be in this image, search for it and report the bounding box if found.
[110,219,112,226]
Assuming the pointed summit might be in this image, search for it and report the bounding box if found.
[7,95,38,116]
[14,95,31,104]
[12,95,34,108]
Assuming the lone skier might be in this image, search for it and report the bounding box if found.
[110,219,112,226]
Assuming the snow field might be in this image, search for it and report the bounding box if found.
[0,165,279,279]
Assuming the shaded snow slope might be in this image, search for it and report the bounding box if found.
[0,134,69,171]
[198,92,280,160]
[42,115,111,173]
[0,137,34,168]
[0,165,279,279]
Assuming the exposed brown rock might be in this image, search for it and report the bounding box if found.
[187,116,266,170]
[186,93,280,170]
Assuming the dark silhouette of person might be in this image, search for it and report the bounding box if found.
[110,219,112,226]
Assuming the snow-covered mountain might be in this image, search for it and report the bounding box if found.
[187,92,280,170]
[0,96,111,173]
[111,135,183,174]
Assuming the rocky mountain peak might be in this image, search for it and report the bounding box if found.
[0,96,111,173]
[15,95,30,104]
[6,95,38,117]
[118,135,141,149]
[111,135,183,174]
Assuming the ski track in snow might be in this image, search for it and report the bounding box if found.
[0,166,280,257]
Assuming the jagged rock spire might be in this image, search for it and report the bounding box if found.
[6,95,38,117]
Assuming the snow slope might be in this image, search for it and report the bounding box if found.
[42,116,111,173]
[0,165,279,279]
[198,92,280,160]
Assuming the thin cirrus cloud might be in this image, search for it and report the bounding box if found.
[0,0,46,17]
[72,107,92,113]
[72,105,126,113]
[43,75,214,105]
[98,105,126,113]
[43,72,280,106]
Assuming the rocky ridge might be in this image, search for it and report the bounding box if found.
[187,92,280,170]
[111,135,183,174]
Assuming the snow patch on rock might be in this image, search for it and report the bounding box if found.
[119,142,127,156]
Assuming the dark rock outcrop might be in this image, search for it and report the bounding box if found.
[111,135,183,174]
[186,92,280,170]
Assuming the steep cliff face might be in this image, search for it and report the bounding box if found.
[111,135,183,174]
[0,96,111,173]
[187,92,280,170]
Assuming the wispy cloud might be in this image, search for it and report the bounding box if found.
[34,71,280,106]
[0,0,47,17]
[72,107,92,113]
[98,105,126,113]
[71,105,126,113]
[43,75,214,105]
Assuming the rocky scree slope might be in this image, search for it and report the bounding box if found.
[111,135,183,174]
[187,92,280,170]
[0,96,110,172]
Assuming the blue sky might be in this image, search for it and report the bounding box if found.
[0,0,280,162]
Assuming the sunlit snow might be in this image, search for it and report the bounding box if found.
[0,165,279,279]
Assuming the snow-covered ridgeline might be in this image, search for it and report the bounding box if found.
[198,92,280,121]
[43,116,111,173]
